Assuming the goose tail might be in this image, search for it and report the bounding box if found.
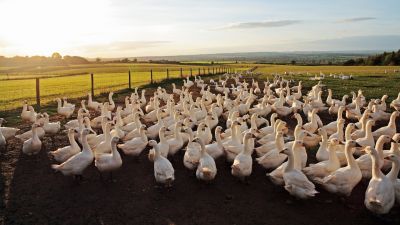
[51,164,61,171]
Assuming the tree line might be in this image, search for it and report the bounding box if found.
[0,52,89,67]
[343,50,400,66]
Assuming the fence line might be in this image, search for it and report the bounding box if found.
[0,66,236,111]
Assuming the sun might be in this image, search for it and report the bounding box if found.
[0,0,112,56]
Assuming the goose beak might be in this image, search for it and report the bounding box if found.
[355,143,362,148]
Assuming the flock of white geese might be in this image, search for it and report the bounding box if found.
[1,73,400,215]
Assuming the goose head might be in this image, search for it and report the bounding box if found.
[384,154,400,163]
[81,128,92,136]
[329,138,341,147]
[111,136,119,144]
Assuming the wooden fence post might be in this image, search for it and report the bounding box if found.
[203,68,205,75]
[198,68,201,76]
[150,69,153,84]
[190,68,193,78]
[213,68,215,74]
[128,70,131,89]
[90,73,94,96]
[180,68,183,78]
[208,68,210,74]
[35,78,40,110]
[167,69,169,79]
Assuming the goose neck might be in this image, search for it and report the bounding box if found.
[345,144,357,169]
[81,133,91,153]
[284,151,295,172]
[370,151,383,179]
[387,159,400,181]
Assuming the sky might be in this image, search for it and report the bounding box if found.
[0,0,400,57]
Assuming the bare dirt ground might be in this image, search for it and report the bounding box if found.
[1,76,399,225]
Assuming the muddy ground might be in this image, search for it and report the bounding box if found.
[1,76,400,225]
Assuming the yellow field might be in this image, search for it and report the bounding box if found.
[0,63,249,111]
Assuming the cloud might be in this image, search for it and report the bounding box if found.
[83,41,170,52]
[214,20,301,30]
[338,17,376,23]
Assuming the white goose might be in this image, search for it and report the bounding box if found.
[384,154,400,204]
[95,136,123,179]
[48,129,80,163]
[303,138,341,181]
[147,110,165,140]
[56,98,75,118]
[21,102,37,123]
[256,131,287,170]
[51,128,94,180]
[64,108,90,129]
[283,147,318,199]
[315,140,362,196]
[315,127,329,161]
[183,127,202,170]
[0,119,6,149]
[355,119,375,151]
[107,92,115,111]
[167,122,184,156]
[22,123,42,155]
[87,93,101,111]
[149,140,175,187]
[0,118,20,140]
[364,147,395,215]
[357,135,391,179]
[196,138,217,181]
[323,106,345,136]
[118,125,148,157]
[372,111,399,139]
[42,113,61,135]
[205,126,225,159]
[93,121,113,155]
[231,132,254,181]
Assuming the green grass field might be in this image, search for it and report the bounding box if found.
[253,65,400,103]
[0,63,250,110]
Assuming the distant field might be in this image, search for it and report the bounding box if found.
[0,63,251,110]
[254,65,400,102]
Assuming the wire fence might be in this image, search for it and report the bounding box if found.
[0,66,237,111]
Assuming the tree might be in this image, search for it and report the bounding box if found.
[51,52,62,59]
[96,58,101,63]
[291,60,296,65]
[343,59,356,66]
